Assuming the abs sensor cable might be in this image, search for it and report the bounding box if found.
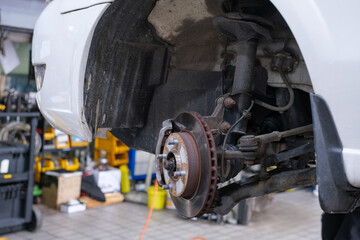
[254,70,294,112]
[220,101,254,178]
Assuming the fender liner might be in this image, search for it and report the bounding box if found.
[84,0,169,135]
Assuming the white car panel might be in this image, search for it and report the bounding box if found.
[60,0,113,14]
[32,0,112,141]
[271,0,360,187]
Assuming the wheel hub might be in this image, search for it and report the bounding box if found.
[156,112,217,218]
[162,132,200,198]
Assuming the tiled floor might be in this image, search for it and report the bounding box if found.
[3,189,322,240]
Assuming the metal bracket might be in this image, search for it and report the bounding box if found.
[155,119,173,185]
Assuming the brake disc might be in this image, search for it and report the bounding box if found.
[156,112,217,217]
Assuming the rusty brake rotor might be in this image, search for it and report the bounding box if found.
[157,112,217,218]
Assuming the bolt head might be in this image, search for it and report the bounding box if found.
[224,97,236,109]
[220,121,231,133]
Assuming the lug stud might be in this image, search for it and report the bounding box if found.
[162,184,174,190]
[173,171,186,177]
[168,139,179,145]
[157,154,167,159]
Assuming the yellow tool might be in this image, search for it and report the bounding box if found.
[34,156,61,183]
[69,136,88,147]
[44,126,55,141]
[57,157,79,171]
[94,131,129,167]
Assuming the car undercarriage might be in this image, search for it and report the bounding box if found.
[84,0,319,218]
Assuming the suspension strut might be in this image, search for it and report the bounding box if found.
[213,13,271,134]
[231,39,258,134]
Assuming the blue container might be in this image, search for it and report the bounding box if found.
[127,149,156,180]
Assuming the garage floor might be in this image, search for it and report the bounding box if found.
[3,189,322,240]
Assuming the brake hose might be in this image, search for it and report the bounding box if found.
[254,70,294,112]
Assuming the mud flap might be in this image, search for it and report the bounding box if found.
[310,94,360,213]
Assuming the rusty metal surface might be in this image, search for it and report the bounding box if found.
[258,124,313,144]
[161,132,200,198]
[155,120,173,185]
[216,149,256,160]
[238,124,313,149]
[224,97,236,109]
[194,112,218,216]
[203,116,222,134]
[211,168,317,215]
[162,112,217,218]
[220,121,231,133]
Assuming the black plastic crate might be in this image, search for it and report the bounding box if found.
[0,142,28,175]
[0,113,42,234]
[0,183,27,227]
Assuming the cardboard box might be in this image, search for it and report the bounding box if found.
[42,171,82,209]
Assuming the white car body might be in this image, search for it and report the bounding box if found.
[33,0,360,190]
[32,0,113,141]
[271,0,360,188]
